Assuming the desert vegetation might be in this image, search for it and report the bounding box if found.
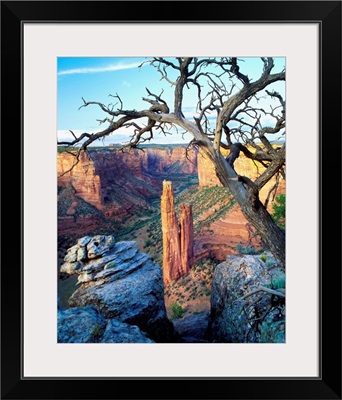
[57,57,286,343]
[164,258,217,319]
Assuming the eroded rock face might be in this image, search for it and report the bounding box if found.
[57,147,197,212]
[60,235,174,342]
[195,148,285,260]
[60,235,116,275]
[179,204,194,275]
[57,152,103,209]
[197,148,286,210]
[161,181,194,285]
[58,305,107,343]
[197,151,223,187]
[209,253,285,343]
[57,147,198,236]
[146,146,197,175]
[194,203,264,261]
[161,181,182,285]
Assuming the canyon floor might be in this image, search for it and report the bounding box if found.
[164,258,217,320]
[58,181,249,318]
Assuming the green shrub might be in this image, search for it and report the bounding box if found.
[268,272,286,290]
[236,243,257,255]
[266,258,277,268]
[272,194,285,228]
[106,261,116,269]
[170,302,185,320]
[91,325,102,338]
[260,320,285,343]
[143,239,152,248]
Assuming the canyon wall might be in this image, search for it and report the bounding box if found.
[58,145,285,267]
[57,146,198,235]
[58,147,197,204]
[194,203,263,262]
[57,152,103,209]
[195,147,285,261]
[161,181,194,285]
[197,148,285,207]
[146,146,197,175]
[197,151,223,187]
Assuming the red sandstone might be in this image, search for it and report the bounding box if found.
[161,181,194,285]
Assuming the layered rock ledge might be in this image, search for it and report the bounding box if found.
[59,235,174,342]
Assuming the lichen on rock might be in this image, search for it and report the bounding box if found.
[59,235,174,343]
[209,253,285,343]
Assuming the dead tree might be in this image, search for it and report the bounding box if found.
[58,57,286,268]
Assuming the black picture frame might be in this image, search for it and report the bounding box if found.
[1,1,341,399]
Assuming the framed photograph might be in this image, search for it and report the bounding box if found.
[1,1,341,399]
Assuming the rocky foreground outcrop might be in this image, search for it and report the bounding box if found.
[59,235,174,343]
[58,305,154,343]
[208,253,285,343]
[172,313,210,343]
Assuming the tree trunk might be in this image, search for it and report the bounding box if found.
[205,148,286,269]
[241,196,285,269]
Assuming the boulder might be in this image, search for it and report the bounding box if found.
[172,313,210,343]
[100,320,155,343]
[58,305,106,343]
[60,235,174,343]
[58,304,156,343]
[209,253,285,343]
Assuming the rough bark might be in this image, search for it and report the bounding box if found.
[204,148,285,268]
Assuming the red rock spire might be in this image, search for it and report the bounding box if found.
[161,180,194,286]
[179,203,194,276]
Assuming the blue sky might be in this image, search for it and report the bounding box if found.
[57,57,285,146]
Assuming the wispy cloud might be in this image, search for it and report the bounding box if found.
[57,128,192,147]
[58,61,142,76]
[121,80,132,88]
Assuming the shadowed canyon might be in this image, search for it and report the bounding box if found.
[58,144,285,343]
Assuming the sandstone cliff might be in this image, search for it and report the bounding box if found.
[58,145,285,272]
[161,181,182,285]
[161,181,194,285]
[197,147,285,208]
[57,152,103,209]
[58,147,197,209]
[197,150,223,187]
[57,146,198,235]
[146,146,197,175]
[179,203,194,274]
[195,147,285,259]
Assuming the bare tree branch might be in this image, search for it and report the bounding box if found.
[59,57,286,267]
[235,286,286,302]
